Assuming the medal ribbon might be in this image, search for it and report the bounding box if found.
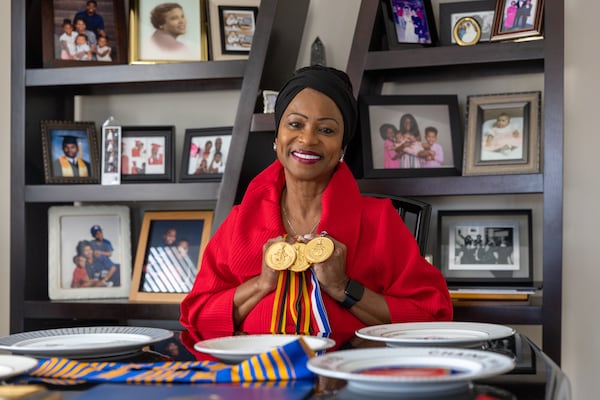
[269,270,330,334]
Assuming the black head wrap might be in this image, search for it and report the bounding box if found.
[274,65,357,148]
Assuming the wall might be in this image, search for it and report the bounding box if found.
[0,3,10,337]
[1,0,596,398]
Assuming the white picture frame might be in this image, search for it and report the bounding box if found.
[48,205,132,300]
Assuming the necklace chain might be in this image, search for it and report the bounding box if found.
[281,202,319,236]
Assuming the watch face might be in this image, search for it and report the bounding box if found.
[345,279,365,301]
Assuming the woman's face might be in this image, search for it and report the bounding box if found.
[161,7,186,36]
[275,88,344,183]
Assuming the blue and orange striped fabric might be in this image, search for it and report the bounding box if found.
[24,338,315,385]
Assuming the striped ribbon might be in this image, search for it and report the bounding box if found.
[23,338,315,386]
[270,270,331,335]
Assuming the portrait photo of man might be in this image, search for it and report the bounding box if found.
[52,134,92,177]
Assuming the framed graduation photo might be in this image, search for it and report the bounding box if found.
[120,126,175,183]
[41,120,100,184]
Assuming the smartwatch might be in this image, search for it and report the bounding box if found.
[340,279,365,309]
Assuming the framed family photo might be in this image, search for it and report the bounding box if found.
[207,0,260,61]
[464,91,541,176]
[129,0,208,63]
[438,0,496,46]
[41,120,100,184]
[120,126,175,183]
[48,205,132,300]
[359,95,462,178]
[436,209,533,287]
[41,0,128,67]
[490,0,544,42]
[130,210,213,303]
[180,127,232,182]
[381,0,437,49]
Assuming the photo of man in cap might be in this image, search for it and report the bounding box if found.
[52,135,91,177]
[88,224,120,286]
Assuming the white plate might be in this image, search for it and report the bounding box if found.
[194,334,336,363]
[356,322,515,347]
[307,347,515,395]
[0,326,173,359]
[0,355,38,380]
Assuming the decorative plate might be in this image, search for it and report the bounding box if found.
[0,355,39,380]
[194,334,335,363]
[356,322,515,347]
[306,347,515,395]
[0,326,173,359]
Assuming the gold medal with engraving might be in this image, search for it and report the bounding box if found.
[289,242,311,272]
[265,241,296,270]
[305,236,335,263]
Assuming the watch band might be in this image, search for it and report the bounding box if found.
[340,279,365,309]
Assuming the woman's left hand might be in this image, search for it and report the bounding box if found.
[309,234,348,302]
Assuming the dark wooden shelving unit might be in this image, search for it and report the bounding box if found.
[345,0,563,364]
[11,0,309,333]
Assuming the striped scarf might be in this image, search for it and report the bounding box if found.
[23,338,314,385]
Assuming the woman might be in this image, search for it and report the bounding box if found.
[144,3,192,60]
[180,66,452,347]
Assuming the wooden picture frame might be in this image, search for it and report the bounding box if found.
[180,127,232,182]
[41,120,100,184]
[207,0,260,60]
[490,0,544,42]
[129,0,208,63]
[464,91,541,176]
[438,0,496,46]
[41,0,128,67]
[130,210,213,303]
[359,95,462,178]
[48,205,132,300]
[436,209,533,287]
[381,0,437,49]
[120,126,175,183]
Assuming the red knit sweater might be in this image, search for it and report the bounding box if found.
[180,161,452,342]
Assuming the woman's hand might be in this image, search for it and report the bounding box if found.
[309,234,348,302]
[257,236,290,292]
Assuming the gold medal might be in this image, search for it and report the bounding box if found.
[289,242,311,272]
[305,236,335,263]
[265,241,296,270]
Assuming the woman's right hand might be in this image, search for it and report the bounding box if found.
[257,235,289,293]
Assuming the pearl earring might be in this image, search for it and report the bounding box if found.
[273,142,277,151]
[339,152,345,162]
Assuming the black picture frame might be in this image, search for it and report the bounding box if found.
[436,209,533,287]
[438,0,497,46]
[180,127,232,182]
[381,0,438,49]
[41,120,101,184]
[359,95,462,178]
[120,126,175,183]
[41,0,128,67]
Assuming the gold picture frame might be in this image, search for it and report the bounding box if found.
[453,16,482,46]
[129,0,208,63]
[130,210,213,303]
[464,91,541,176]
